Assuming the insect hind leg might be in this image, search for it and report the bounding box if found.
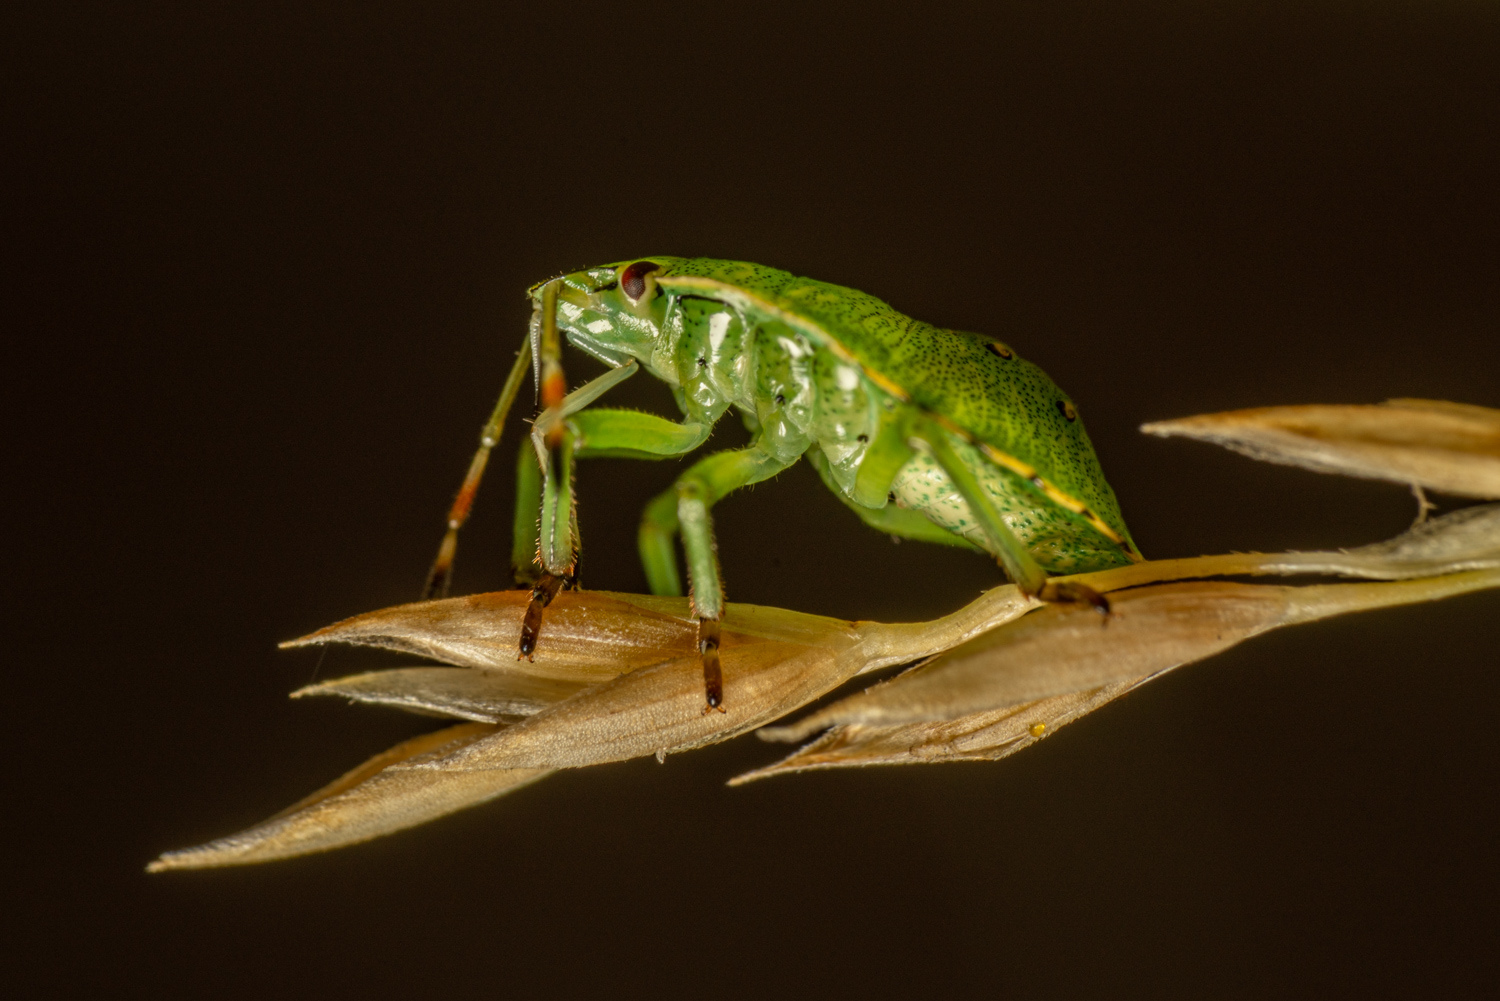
[907,419,1050,596]
[906,419,1113,614]
[516,362,641,659]
[806,448,984,551]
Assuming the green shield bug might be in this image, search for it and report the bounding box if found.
[423,258,1142,711]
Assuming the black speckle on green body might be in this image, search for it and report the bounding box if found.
[548,257,1138,575]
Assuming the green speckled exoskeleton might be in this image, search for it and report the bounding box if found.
[423,258,1143,711]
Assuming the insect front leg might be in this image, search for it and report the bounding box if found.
[517,361,642,659]
[518,419,578,658]
[640,442,796,712]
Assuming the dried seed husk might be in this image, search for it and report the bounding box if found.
[282,594,860,769]
[764,582,1287,739]
[283,592,870,771]
[1279,501,1500,576]
[762,569,1500,741]
[276,588,876,774]
[1055,502,1500,595]
[404,636,862,773]
[734,679,1146,783]
[293,667,584,722]
[153,595,867,868]
[148,723,550,870]
[1141,399,1500,498]
[281,591,702,681]
[263,588,1030,779]
[375,587,1049,772]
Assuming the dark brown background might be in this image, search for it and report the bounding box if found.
[9,2,1500,997]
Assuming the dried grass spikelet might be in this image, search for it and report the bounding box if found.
[149,592,706,869]
[294,668,584,722]
[151,401,1500,868]
[286,590,708,681]
[153,507,1500,866]
[152,589,1015,869]
[1141,398,1500,499]
[732,682,1146,782]
[149,724,549,871]
[746,568,1500,779]
[769,503,1500,741]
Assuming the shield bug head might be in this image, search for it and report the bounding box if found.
[536,257,684,362]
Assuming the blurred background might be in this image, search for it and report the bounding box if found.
[8,2,1499,996]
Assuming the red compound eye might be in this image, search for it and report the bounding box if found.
[620,260,660,301]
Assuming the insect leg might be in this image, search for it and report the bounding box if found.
[805,449,983,550]
[517,360,642,658]
[528,368,653,579]
[642,442,796,711]
[423,337,533,600]
[570,408,710,459]
[518,419,577,658]
[510,441,542,587]
[557,406,716,598]
[640,489,685,598]
[509,408,712,589]
[531,406,718,594]
[908,421,1111,613]
[907,419,1051,597]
